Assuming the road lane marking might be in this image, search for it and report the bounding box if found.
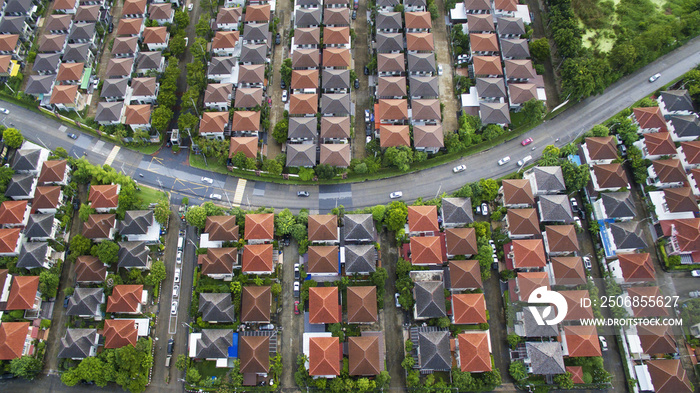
[104,145,120,166]
[232,178,246,205]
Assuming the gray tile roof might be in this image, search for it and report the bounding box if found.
[670,115,700,138]
[11,148,41,172]
[100,78,129,99]
[25,75,56,95]
[409,75,439,98]
[479,102,511,124]
[57,329,98,359]
[0,16,25,34]
[66,288,104,318]
[407,52,436,73]
[441,197,473,226]
[610,221,647,250]
[527,166,566,194]
[321,93,351,115]
[240,44,267,64]
[135,51,162,71]
[288,117,317,140]
[32,53,61,74]
[343,214,376,242]
[526,342,565,375]
[25,214,55,240]
[417,330,451,371]
[344,244,377,274]
[119,210,153,235]
[5,173,35,198]
[199,293,236,323]
[500,38,530,59]
[538,194,573,222]
[322,69,350,90]
[476,77,507,98]
[68,22,96,43]
[62,43,91,63]
[601,192,636,219]
[242,22,269,42]
[208,56,236,75]
[661,90,694,113]
[196,329,234,358]
[17,242,49,270]
[521,307,559,337]
[414,280,446,318]
[95,102,125,123]
[497,17,525,36]
[376,12,402,30]
[376,32,403,53]
[286,144,316,167]
[4,0,33,15]
[405,0,427,6]
[295,8,321,27]
[117,241,150,268]
[377,0,400,7]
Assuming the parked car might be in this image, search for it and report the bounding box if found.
[176,251,182,265]
[170,301,178,315]
[691,270,700,277]
[497,156,511,166]
[354,79,359,89]
[174,269,181,283]
[281,90,288,102]
[173,284,179,298]
[209,194,222,200]
[364,109,370,123]
[453,164,466,173]
[108,23,113,33]
[294,301,300,314]
[583,256,592,270]
[294,263,300,280]
[353,0,358,9]
[570,197,578,211]
[187,3,193,11]
[598,336,608,351]
[517,155,532,166]
[390,191,403,199]
[201,177,214,184]
[364,66,369,75]
[491,262,499,270]
[352,10,357,19]
[275,33,281,45]
[63,295,70,308]
[481,202,488,216]
[294,281,300,297]
[167,338,174,354]
[437,64,443,75]
[297,191,309,197]
[395,293,401,307]
[521,137,534,146]
[690,291,700,298]
[280,79,286,89]
[573,216,582,228]
[260,324,275,330]
[67,133,78,140]
[649,73,661,82]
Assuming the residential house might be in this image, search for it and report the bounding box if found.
[543,225,579,256]
[241,285,271,323]
[441,197,473,227]
[510,239,546,271]
[501,179,535,207]
[49,85,82,112]
[212,31,240,57]
[199,293,235,323]
[57,329,99,359]
[95,102,126,126]
[241,244,274,274]
[414,329,451,372]
[117,241,151,270]
[525,342,565,376]
[309,286,341,324]
[82,214,116,241]
[5,276,41,317]
[38,34,67,54]
[516,271,549,301]
[449,260,483,290]
[523,166,566,195]
[609,253,655,285]
[100,78,129,102]
[214,8,242,31]
[74,255,107,284]
[590,163,630,192]
[0,322,33,360]
[669,115,700,142]
[24,214,59,242]
[122,0,147,18]
[348,335,382,376]
[457,332,492,373]
[306,335,341,378]
[538,194,574,223]
[16,242,54,270]
[647,159,687,189]
[116,18,145,37]
[608,221,648,255]
[106,285,146,314]
[452,293,487,324]
[5,174,37,201]
[286,144,316,167]
[135,51,164,75]
[105,58,134,79]
[548,257,586,286]
[124,104,152,132]
[201,215,239,247]
[346,286,378,324]
[88,184,120,212]
[319,116,351,141]
[24,75,55,99]
[307,245,339,276]
[207,57,236,82]
[582,136,618,165]
[31,186,63,214]
[562,325,602,357]
[593,191,635,221]
[633,106,667,133]
[678,141,700,170]
[506,208,540,239]
[103,319,138,348]
[0,200,29,227]
[198,248,237,280]
[479,102,511,125]
[413,279,446,319]
[149,3,174,25]
[142,27,169,51]
[343,244,378,274]
[409,236,445,265]
[233,87,263,109]
[342,214,376,243]
[111,36,139,58]
[66,287,104,319]
[130,77,158,105]
[658,90,694,116]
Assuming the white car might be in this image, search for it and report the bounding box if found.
[0,108,8,115]
[583,256,592,270]
[598,336,608,351]
[390,191,403,199]
[364,109,370,123]
[187,3,193,11]
[176,251,182,265]
[173,284,180,298]
[691,270,700,277]
[366,136,372,144]
[481,202,488,216]
[201,177,214,184]
[282,90,288,102]
[649,73,661,82]
[174,268,181,283]
[395,293,401,307]
[453,165,466,173]
[209,194,222,200]
[691,291,700,298]
[170,301,178,315]
[437,64,443,76]
[517,155,532,166]
[573,216,582,228]
[497,156,511,166]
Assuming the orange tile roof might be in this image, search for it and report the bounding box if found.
[681,141,700,164]
[379,125,411,147]
[406,32,434,51]
[634,107,667,130]
[322,48,351,68]
[198,248,237,275]
[0,200,26,225]
[122,0,147,15]
[245,4,271,23]
[644,132,677,156]
[512,239,546,268]
[106,285,143,313]
[320,144,351,167]
[469,33,499,52]
[584,136,618,161]
[567,366,585,384]
[637,325,677,355]
[309,336,341,376]
[244,213,274,240]
[550,257,586,286]
[502,179,534,205]
[545,225,579,253]
[289,94,318,115]
[37,160,67,184]
[241,285,271,322]
[239,335,270,373]
[472,56,503,76]
[405,11,432,30]
[407,205,439,233]
[82,214,116,239]
[103,319,138,349]
[617,253,655,282]
[56,62,84,82]
[377,99,408,121]
[309,286,341,324]
[230,111,260,132]
[308,215,338,242]
[458,332,491,372]
[652,159,687,184]
[0,35,19,52]
[449,260,482,289]
[242,243,273,273]
[0,322,29,360]
[88,184,119,210]
[320,117,351,139]
[204,216,239,242]
[116,18,144,36]
[324,26,350,45]
[517,272,549,301]
[564,325,601,357]
[660,218,700,252]
[6,276,39,310]
[592,163,629,189]
[229,136,258,159]
[348,336,381,376]
[410,236,444,265]
[32,186,61,213]
[445,227,478,256]
[199,112,229,133]
[507,208,539,236]
[50,85,78,105]
[646,359,693,393]
[452,293,487,324]
[347,286,378,323]
[291,69,319,90]
[628,286,669,318]
[308,246,339,274]
[124,104,152,125]
[495,0,518,11]
[212,31,239,49]
[0,228,20,253]
[560,290,594,321]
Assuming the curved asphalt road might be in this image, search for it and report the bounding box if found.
[6,36,700,212]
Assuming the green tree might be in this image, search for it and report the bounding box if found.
[561,56,611,101]
[554,372,575,389]
[561,161,590,192]
[190,37,209,61]
[280,58,292,86]
[271,282,282,297]
[195,15,212,39]
[272,118,288,144]
[70,234,92,256]
[507,333,523,349]
[168,33,187,58]
[185,206,207,229]
[144,260,166,287]
[401,355,415,370]
[173,9,190,29]
[479,178,499,201]
[151,106,174,132]
[10,356,42,379]
[608,42,638,75]
[39,269,60,298]
[383,146,414,172]
[91,240,119,265]
[315,164,335,180]
[262,158,283,175]
[384,201,408,232]
[590,124,610,137]
[154,199,171,225]
[275,209,296,236]
[178,112,199,134]
[175,354,188,371]
[375,370,391,389]
[79,203,96,222]
[371,205,386,224]
[529,37,551,62]
[3,128,23,149]
[298,167,315,181]
[509,361,528,381]
[521,99,546,124]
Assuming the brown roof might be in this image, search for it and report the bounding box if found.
[320,144,351,167]
[628,286,669,318]
[567,366,585,384]
[234,87,263,108]
[205,83,233,104]
[407,205,439,233]
[504,59,536,79]
[212,31,239,49]
[229,137,258,159]
[309,286,341,324]
[405,11,432,30]
[245,4,271,22]
[563,325,601,357]
[83,214,116,239]
[377,53,405,73]
[652,159,687,184]
[106,285,143,313]
[458,332,491,372]
[0,55,10,74]
[38,34,66,53]
[308,246,339,274]
[238,64,265,84]
[89,184,119,210]
[216,7,242,26]
[512,239,546,269]
[681,141,700,164]
[550,257,586,286]
[292,48,320,68]
[149,3,173,20]
[294,27,320,46]
[634,107,667,130]
[467,14,495,32]
[445,227,478,256]
[205,216,239,242]
[637,325,677,355]
[507,208,540,236]
[56,62,84,82]
[406,32,434,51]
[0,322,29,360]
[347,286,378,323]
[309,336,341,376]
[199,112,228,133]
[0,35,18,52]
[592,163,629,189]
[469,33,499,52]
[198,248,237,275]
[644,132,677,156]
[111,36,138,56]
[38,160,67,184]
[452,293,487,324]
[415,125,445,148]
[75,255,106,283]
[320,117,351,139]
[124,104,151,125]
[660,218,700,253]
[32,186,61,213]
[324,26,350,45]
[122,0,146,15]
[241,285,271,322]
[54,0,76,10]
[412,99,441,121]
[291,69,319,90]
[245,213,274,240]
[116,18,144,36]
[50,85,78,105]
[377,76,407,97]
[410,236,444,265]
[322,48,351,68]
[509,83,538,104]
[0,200,26,225]
[348,336,381,376]
[242,244,273,273]
[449,260,482,289]
[663,187,699,213]
[308,215,338,242]
[377,99,408,121]
[473,56,503,76]
[289,94,318,115]
[379,125,410,147]
[560,290,594,321]
[0,228,20,253]
[103,319,137,349]
[502,179,535,205]
[585,136,618,161]
[647,359,693,393]
[495,0,518,11]
[617,253,655,282]
[239,335,270,373]
[6,276,39,310]
[545,225,579,253]
[105,58,134,78]
[231,111,260,132]
[517,272,549,301]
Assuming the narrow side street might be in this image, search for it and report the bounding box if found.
[485,272,512,386]
[380,230,405,391]
[266,0,292,159]
[432,0,459,133]
[351,1,370,160]
[280,241,302,390]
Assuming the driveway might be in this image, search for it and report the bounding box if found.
[485,272,512,385]
[379,230,406,391]
[432,0,459,133]
[265,0,292,160]
[279,240,303,390]
[87,0,124,118]
[351,3,370,160]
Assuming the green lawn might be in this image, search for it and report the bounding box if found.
[136,185,167,208]
[130,143,162,155]
[189,153,229,175]
[193,360,230,381]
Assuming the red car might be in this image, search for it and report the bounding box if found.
[521,137,534,146]
[294,301,300,314]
